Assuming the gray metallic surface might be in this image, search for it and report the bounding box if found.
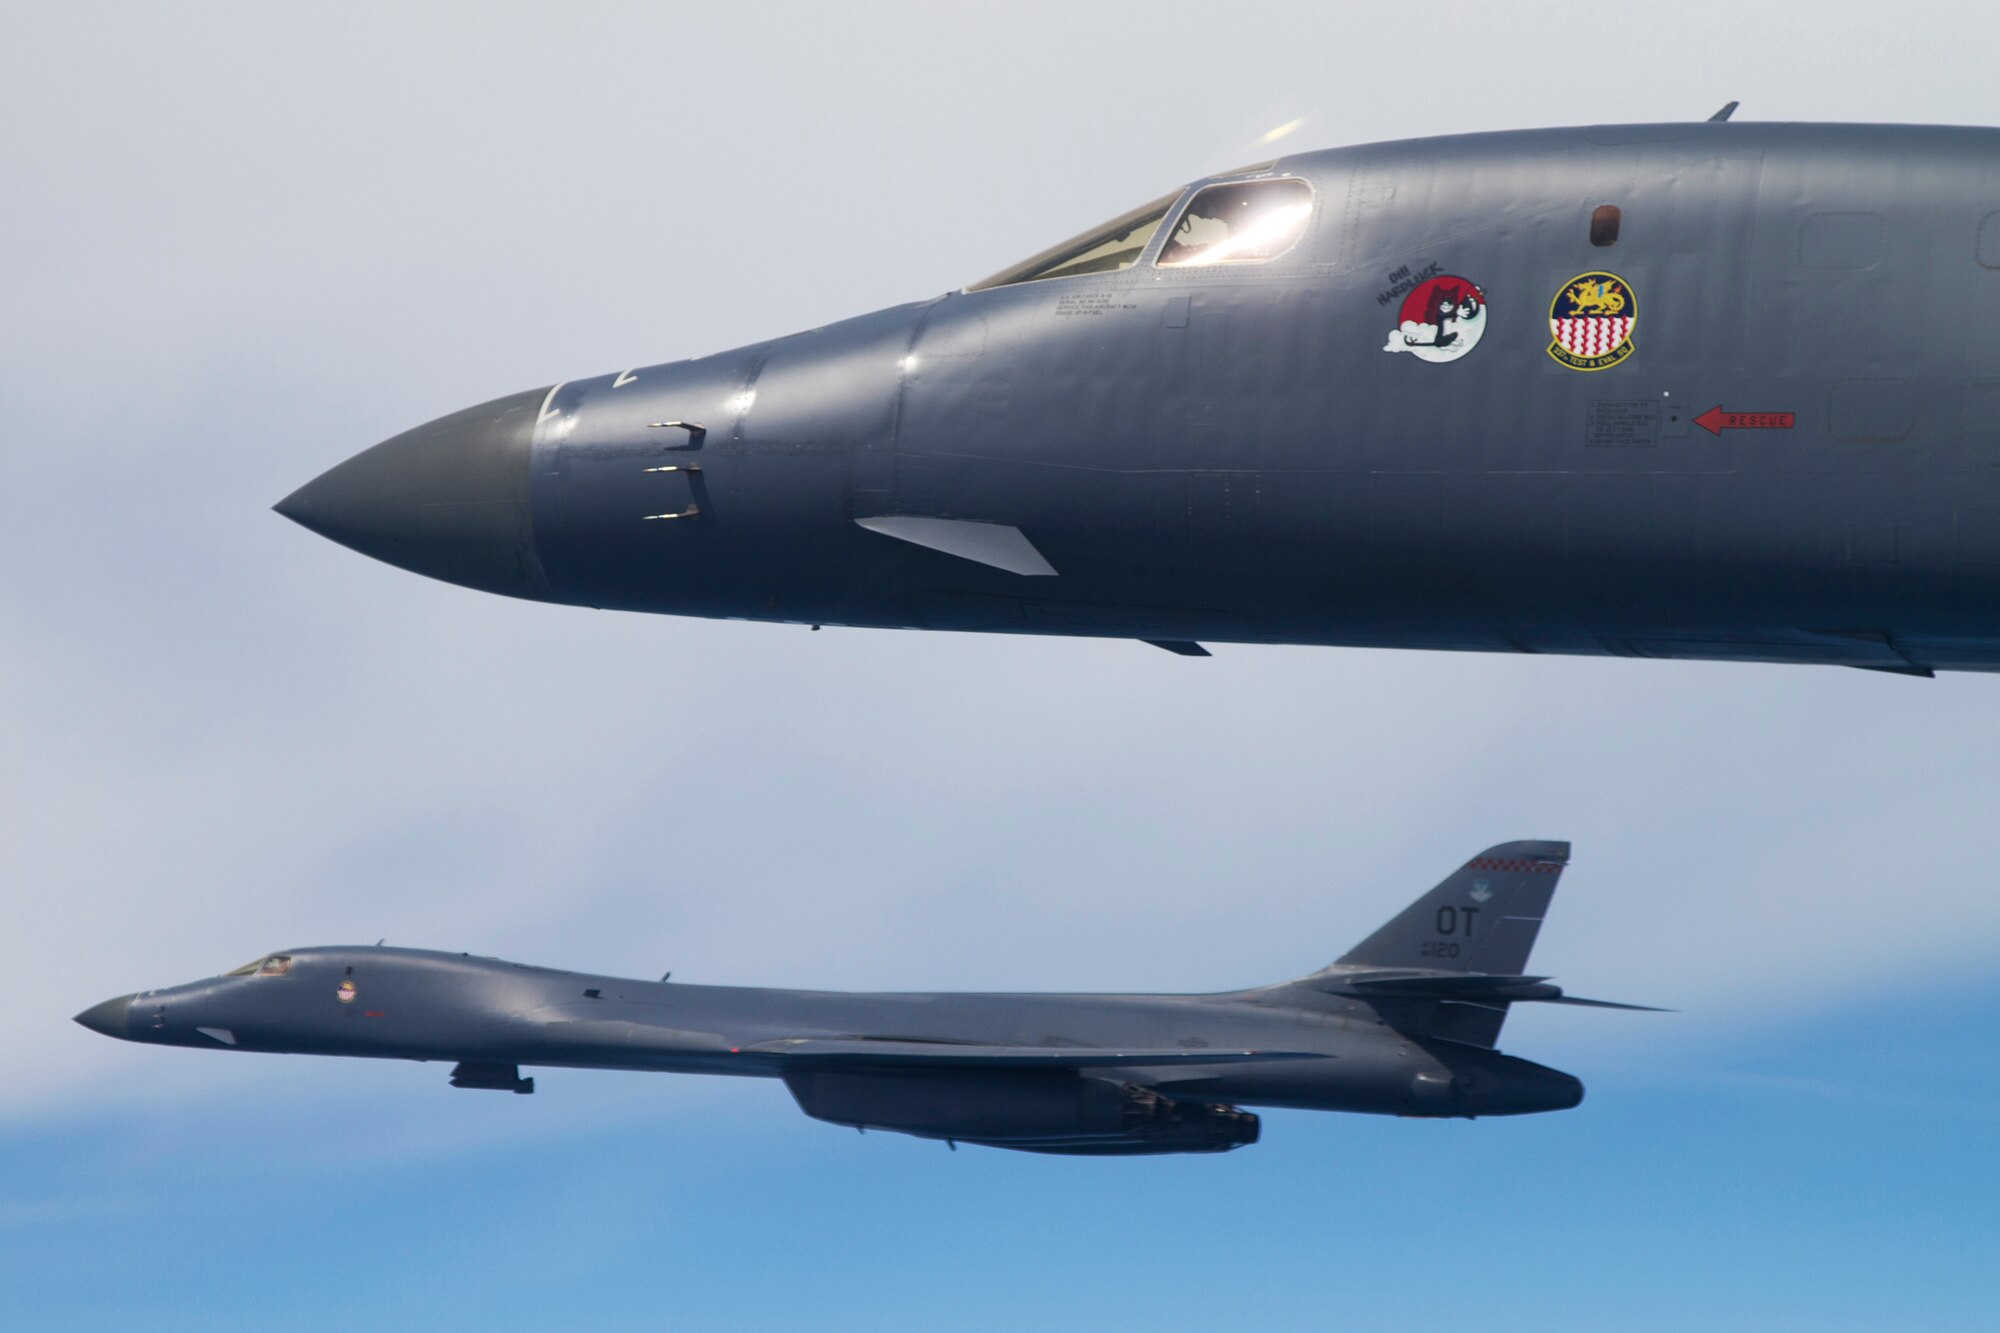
[276,386,552,600]
[78,842,1626,1154]
[279,121,2000,672]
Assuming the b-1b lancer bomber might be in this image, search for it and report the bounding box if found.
[77,843,1655,1155]
[281,119,2000,673]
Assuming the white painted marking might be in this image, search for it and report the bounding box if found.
[536,381,568,424]
[196,1027,237,1046]
[613,369,638,388]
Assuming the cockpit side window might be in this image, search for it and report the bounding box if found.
[1156,178,1314,268]
[967,192,1178,291]
[227,954,294,977]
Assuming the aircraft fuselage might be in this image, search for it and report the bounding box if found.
[280,122,2000,671]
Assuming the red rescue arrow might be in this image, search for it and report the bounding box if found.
[1693,406,1795,436]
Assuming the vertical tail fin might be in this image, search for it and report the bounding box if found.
[1334,840,1570,976]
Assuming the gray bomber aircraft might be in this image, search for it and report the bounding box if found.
[278,117,2000,674]
[76,842,1654,1155]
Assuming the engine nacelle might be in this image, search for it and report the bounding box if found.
[783,1070,1258,1155]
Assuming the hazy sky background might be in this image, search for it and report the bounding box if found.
[5,2,1999,1328]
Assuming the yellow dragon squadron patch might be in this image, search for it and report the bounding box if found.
[1547,271,1637,371]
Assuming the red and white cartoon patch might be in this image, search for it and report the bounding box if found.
[1383,274,1487,364]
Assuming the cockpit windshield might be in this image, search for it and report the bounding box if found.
[968,192,1177,291]
[225,954,293,977]
[1157,178,1314,267]
[967,176,1315,290]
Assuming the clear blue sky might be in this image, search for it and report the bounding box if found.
[5,3,1998,1328]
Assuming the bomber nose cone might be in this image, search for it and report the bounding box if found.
[275,386,554,600]
[73,994,135,1040]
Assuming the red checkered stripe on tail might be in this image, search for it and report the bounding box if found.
[1466,857,1563,873]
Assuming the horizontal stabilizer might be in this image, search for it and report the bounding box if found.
[1329,971,1664,1011]
[1333,971,1556,999]
[1530,994,1671,1012]
[743,1037,1324,1069]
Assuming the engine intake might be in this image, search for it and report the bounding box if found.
[783,1069,1258,1155]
